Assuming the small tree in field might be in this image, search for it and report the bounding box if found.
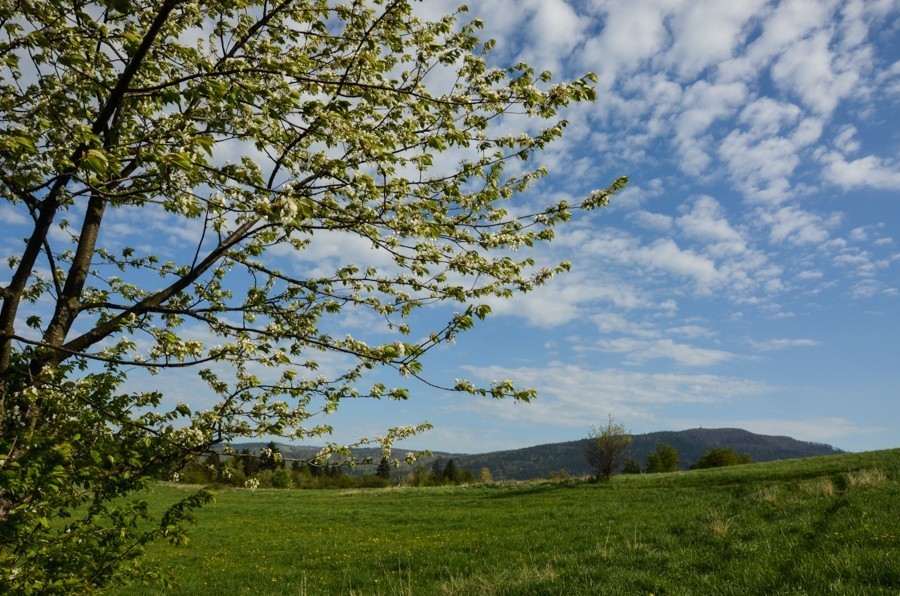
[645,442,680,473]
[584,416,632,481]
[0,0,624,590]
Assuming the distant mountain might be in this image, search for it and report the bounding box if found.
[225,429,844,481]
[451,428,844,480]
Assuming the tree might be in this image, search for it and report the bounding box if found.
[238,448,261,478]
[621,458,641,475]
[258,442,285,471]
[271,468,292,489]
[584,415,632,481]
[690,448,753,470]
[645,442,680,473]
[0,1,624,591]
[442,458,458,484]
[375,456,392,481]
[429,457,447,485]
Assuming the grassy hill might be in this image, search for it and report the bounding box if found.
[112,448,899,594]
[453,427,844,480]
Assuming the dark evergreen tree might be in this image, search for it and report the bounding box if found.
[376,457,392,480]
[443,459,458,483]
[259,441,284,471]
[430,457,447,484]
[240,448,260,477]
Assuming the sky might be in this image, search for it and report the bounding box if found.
[2,0,898,455]
[376,0,900,454]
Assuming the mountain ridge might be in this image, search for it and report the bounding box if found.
[227,427,844,480]
[450,427,844,480]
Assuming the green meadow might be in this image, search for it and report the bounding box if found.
[112,449,900,595]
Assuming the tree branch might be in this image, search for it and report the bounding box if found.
[55,218,260,363]
[0,0,183,377]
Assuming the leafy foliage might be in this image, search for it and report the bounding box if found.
[584,415,632,481]
[645,442,680,473]
[0,0,621,590]
[621,458,642,474]
[690,448,753,470]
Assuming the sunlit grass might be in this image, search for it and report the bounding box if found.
[110,449,900,594]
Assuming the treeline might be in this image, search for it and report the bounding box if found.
[169,442,758,488]
[620,444,754,475]
[170,443,492,489]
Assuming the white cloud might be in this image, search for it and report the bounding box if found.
[674,81,749,177]
[848,278,886,298]
[676,195,744,247]
[719,0,834,83]
[749,338,821,351]
[579,0,677,87]
[0,204,28,226]
[517,0,587,73]
[590,312,658,337]
[458,362,773,427]
[759,204,842,246]
[629,210,673,232]
[796,269,824,280]
[594,337,736,366]
[715,96,824,202]
[274,229,397,278]
[664,0,766,79]
[608,179,665,211]
[486,272,652,327]
[821,152,900,190]
[771,31,858,116]
[640,238,721,289]
[668,324,714,339]
[833,125,861,154]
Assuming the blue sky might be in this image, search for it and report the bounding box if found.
[2,0,897,455]
[376,0,900,454]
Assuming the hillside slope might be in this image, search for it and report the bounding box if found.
[229,428,843,481]
[452,428,843,480]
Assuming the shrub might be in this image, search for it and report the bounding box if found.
[645,443,680,473]
[272,469,292,489]
[690,448,753,469]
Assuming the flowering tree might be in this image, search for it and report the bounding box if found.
[0,0,623,590]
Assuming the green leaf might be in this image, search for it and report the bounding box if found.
[106,0,131,13]
[164,152,193,172]
[12,135,36,152]
[81,149,108,175]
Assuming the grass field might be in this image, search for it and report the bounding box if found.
[110,449,900,595]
